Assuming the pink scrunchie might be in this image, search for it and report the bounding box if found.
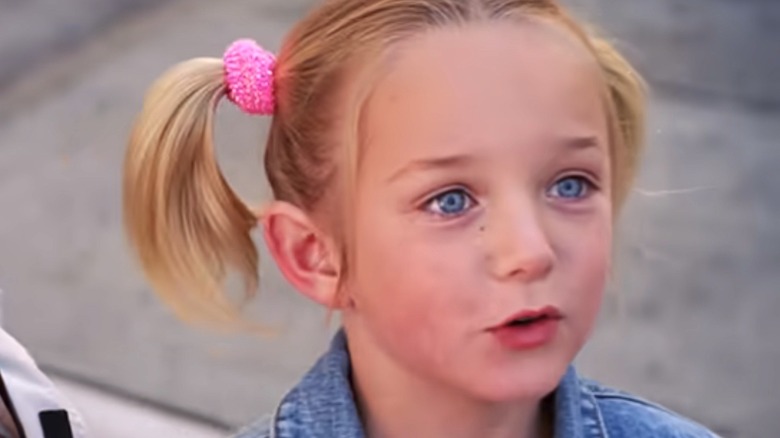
[223,39,277,115]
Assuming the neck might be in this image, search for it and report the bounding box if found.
[344,327,553,438]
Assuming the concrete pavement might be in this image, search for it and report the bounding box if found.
[0,0,168,90]
[0,0,778,437]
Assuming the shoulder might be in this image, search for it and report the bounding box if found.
[580,379,721,438]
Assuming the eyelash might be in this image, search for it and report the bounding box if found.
[423,187,477,218]
[546,174,598,201]
[421,174,599,218]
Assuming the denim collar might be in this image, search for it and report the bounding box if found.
[270,330,609,438]
[271,330,364,438]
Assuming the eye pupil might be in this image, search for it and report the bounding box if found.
[555,177,586,198]
[437,191,467,214]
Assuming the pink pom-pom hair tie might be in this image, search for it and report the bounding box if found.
[223,39,277,115]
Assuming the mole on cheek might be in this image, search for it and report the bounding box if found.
[476,225,487,246]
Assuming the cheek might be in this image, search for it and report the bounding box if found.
[574,216,611,273]
[356,229,462,312]
[351,209,480,351]
[558,212,611,331]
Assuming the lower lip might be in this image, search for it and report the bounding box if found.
[491,318,559,350]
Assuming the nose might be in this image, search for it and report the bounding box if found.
[483,201,555,283]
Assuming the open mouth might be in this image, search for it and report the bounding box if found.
[498,306,562,329]
[507,314,550,327]
[491,306,562,349]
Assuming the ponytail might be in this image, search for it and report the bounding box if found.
[123,58,259,327]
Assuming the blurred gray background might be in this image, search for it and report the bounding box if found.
[0,0,778,437]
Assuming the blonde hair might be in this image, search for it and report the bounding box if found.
[123,0,646,327]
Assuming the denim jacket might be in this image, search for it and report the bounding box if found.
[234,331,718,438]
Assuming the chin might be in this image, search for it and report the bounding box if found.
[466,357,570,403]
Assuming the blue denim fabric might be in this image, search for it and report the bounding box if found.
[234,330,718,438]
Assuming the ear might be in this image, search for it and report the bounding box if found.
[261,201,341,308]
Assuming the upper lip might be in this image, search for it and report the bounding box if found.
[493,305,562,328]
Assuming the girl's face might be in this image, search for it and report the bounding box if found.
[345,21,611,402]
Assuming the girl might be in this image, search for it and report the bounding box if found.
[123,0,720,437]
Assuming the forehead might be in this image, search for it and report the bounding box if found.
[360,19,606,160]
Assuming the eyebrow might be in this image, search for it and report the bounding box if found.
[387,135,601,183]
[387,154,477,183]
[560,135,600,151]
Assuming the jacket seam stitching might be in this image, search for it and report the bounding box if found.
[590,392,716,433]
[580,385,610,438]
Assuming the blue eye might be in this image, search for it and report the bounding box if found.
[426,188,474,216]
[549,176,591,199]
